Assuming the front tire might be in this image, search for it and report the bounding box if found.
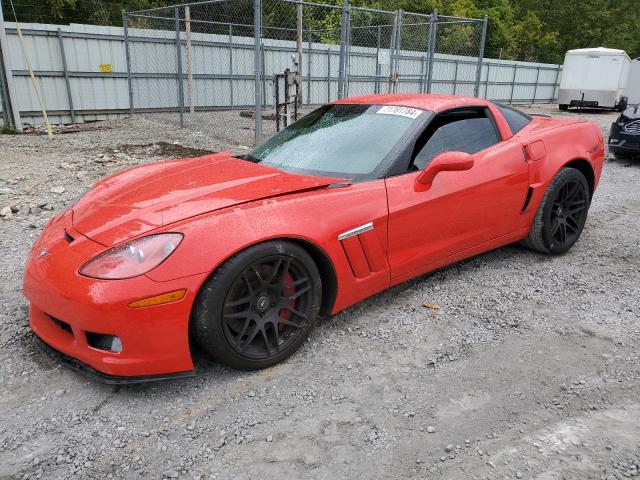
[191,240,322,370]
[521,168,590,255]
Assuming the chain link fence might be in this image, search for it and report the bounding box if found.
[430,15,487,97]
[123,0,487,144]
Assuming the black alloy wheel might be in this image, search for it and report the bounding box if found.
[521,167,591,255]
[222,255,313,360]
[546,178,589,249]
[192,240,322,370]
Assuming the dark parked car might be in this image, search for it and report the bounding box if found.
[609,105,640,159]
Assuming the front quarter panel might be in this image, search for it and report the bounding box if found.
[146,180,391,315]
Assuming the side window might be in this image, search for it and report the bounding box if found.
[412,108,500,171]
[496,104,531,135]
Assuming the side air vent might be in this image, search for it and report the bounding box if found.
[338,222,387,278]
[521,187,534,213]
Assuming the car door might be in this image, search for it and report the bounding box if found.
[384,106,529,280]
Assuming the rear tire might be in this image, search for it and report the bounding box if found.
[521,168,590,255]
[191,240,322,370]
[559,104,569,111]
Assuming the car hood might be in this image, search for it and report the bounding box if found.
[72,151,342,246]
[621,106,640,121]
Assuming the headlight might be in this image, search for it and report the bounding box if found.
[79,233,183,280]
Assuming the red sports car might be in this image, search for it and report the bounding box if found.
[23,94,605,383]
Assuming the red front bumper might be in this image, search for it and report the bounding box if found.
[23,211,208,379]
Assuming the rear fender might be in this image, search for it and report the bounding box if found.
[517,122,603,228]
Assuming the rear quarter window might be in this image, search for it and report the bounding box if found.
[496,104,531,135]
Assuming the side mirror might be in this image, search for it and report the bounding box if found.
[416,151,474,189]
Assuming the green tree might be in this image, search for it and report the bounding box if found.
[3,0,639,62]
[510,10,559,62]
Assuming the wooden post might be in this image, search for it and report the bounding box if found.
[16,23,52,137]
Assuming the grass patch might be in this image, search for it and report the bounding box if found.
[1,124,19,134]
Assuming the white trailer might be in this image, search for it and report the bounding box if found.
[625,58,640,105]
[558,47,631,111]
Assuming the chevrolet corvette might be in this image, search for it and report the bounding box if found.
[23,94,605,383]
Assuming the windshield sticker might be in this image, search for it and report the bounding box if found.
[376,105,423,119]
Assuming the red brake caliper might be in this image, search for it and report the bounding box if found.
[279,273,296,332]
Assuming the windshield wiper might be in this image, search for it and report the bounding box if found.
[231,153,260,162]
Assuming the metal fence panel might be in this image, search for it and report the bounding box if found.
[0,13,565,136]
[430,15,486,97]
[396,12,433,94]
[347,7,396,96]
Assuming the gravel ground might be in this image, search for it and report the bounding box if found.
[1,104,639,480]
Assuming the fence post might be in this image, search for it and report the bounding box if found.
[452,59,458,95]
[388,11,398,93]
[532,66,540,103]
[0,1,21,129]
[375,25,381,94]
[553,65,561,102]
[0,46,10,127]
[426,10,437,94]
[337,0,349,99]
[261,44,267,108]
[419,22,428,93]
[254,0,263,144]
[485,62,491,100]
[344,5,352,97]
[174,6,185,128]
[326,48,331,102]
[473,15,488,98]
[296,2,303,108]
[229,24,234,109]
[57,28,75,124]
[185,6,194,114]
[509,64,517,104]
[306,32,312,105]
[122,11,134,118]
[393,9,403,94]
